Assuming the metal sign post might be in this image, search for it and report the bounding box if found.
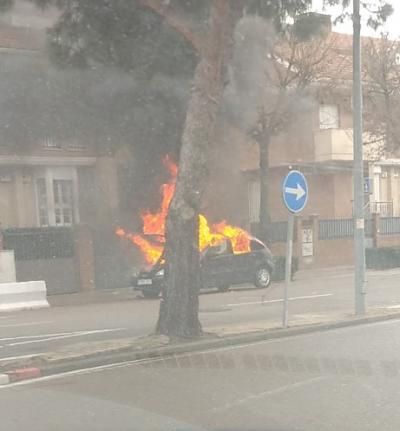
[283,213,294,328]
[353,0,366,315]
[282,170,308,328]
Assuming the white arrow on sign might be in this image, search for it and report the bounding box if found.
[285,183,306,201]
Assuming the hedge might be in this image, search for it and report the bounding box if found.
[366,247,400,270]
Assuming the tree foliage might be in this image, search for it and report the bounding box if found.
[364,34,400,157]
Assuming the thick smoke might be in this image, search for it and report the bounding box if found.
[223,15,275,132]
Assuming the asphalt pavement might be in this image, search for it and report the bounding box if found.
[2,317,400,430]
[1,266,400,364]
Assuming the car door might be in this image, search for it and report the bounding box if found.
[229,240,270,286]
[230,250,256,285]
[201,240,234,288]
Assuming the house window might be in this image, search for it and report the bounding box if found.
[35,168,79,227]
[319,104,339,129]
[36,178,49,226]
[53,180,74,226]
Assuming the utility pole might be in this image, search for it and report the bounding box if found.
[353,0,366,315]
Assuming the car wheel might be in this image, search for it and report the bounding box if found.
[217,285,230,293]
[255,267,271,288]
[142,290,160,299]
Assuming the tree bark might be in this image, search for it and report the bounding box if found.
[156,0,235,338]
[258,130,271,241]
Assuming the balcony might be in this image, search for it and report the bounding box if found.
[314,128,377,163]
[314,128,354,162]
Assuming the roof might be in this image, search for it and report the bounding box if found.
[0,23,45,51]
[274,30,398,84]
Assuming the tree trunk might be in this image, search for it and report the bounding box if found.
[156,0,235,338]
[258,130,271,242]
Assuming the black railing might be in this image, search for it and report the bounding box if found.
[380,217,400,235]
[319,219,354,240]
[2,227,74,261]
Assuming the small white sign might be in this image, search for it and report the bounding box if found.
[302,242,314,257]
[356,218,365,229]
[302,228,313,244]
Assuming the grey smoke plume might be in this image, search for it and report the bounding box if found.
[223,15,275,131]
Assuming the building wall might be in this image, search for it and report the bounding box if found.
[15,257,79,294]
[0,167,36,228]
[205,125,256,227]
[333,173,353,218]
[14,167,36,227]
[0,177,18,228]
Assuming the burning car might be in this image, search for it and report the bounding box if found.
[133,236,275,298]
[116,156,274,298]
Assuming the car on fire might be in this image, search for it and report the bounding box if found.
[133,236,275,298]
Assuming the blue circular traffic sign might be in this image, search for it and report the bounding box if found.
[282,170,308,213]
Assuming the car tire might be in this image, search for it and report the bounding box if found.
[217,285,230,293]
[142,290,160,299]
[255,267,272,289]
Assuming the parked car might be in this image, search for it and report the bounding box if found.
[133,236,275,298]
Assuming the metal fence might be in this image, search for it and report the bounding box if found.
[365,218,374,238]
[319,219,354,240]
[379,217,400,235]
[2,227,74,261]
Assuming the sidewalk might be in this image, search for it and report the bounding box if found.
[48,286,139,307]
[2,305,400,384]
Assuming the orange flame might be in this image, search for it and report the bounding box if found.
[130,234,164,266]
[141,156,177,236]
[116,156,251,265]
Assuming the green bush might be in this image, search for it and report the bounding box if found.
[366,247,400,270]
[272,256,299,281]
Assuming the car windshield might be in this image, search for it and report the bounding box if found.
[1,2,400,431]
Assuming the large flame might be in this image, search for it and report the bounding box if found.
[141,156,177,236]
[116,156,251,265]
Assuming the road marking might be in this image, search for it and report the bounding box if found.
[0,357,158,389]
[212,376,327,412]
[0,353,46,362]
[5,328,126,347]
[0,331,91,342]
[0,321,52,329]
[226,293,333,307]
[1,317,399,390]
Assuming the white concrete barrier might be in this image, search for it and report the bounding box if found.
[0,250,16,283]
[0,281,49,312]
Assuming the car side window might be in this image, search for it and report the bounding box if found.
[204,239,231,257]
[250,240,265,251]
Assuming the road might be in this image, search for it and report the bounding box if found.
[1,267,400,363]
[2,317,400,430]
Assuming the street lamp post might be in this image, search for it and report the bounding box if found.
[353,0,367,315]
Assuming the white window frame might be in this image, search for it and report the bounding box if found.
[319,104,340,130]
[34,167,80,227]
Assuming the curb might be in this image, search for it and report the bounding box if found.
[0,368,41,385]
[3,310,400,384]
[0,374,9,385]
